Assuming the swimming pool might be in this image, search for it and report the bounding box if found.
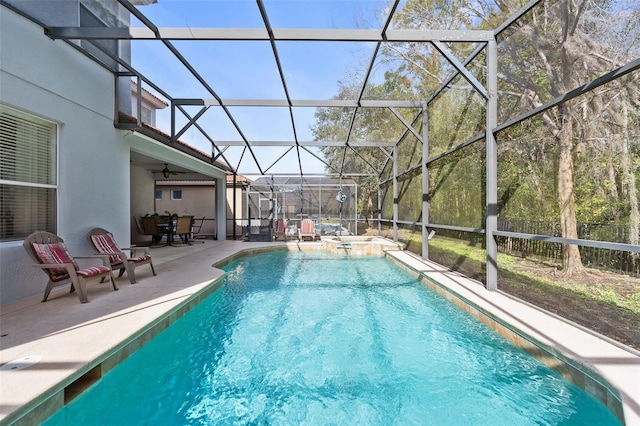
[43,251,619,425]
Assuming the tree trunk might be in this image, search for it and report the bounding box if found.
[617,99,640,247]
[555,0,587,275]
[557,102,584,275]
[366,187,375,228]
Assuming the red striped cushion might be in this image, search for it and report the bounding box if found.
[90,233,124,265]
[32,242,79,282]
[129,254,151,263]
[274,219,287,232]
[77,265,111,277]
[301,220,315,233]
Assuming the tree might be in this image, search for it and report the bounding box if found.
[311,75,418,227]
[311,0,640,275]
[497,0,640,274]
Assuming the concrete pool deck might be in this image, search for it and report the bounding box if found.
[0,239,638,425]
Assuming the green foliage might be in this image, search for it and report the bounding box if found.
[429,143,485,227]
[574,152,626,223]
[429,235,640,315]
[310,0,640,243]
[497,120,558,220]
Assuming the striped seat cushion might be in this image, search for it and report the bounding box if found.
[274,219,287,233]
[301,220,315,233]
[77,265,111,277]
[90,233,124,266]
[31,242,79,282]
[129,254,151,263]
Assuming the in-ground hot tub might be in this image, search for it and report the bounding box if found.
[320,236,404,256]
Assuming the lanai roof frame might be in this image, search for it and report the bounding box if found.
[33,0,506,179]
[5,0,640,289]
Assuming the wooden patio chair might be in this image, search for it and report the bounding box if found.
[23,231,117,303]
[88,227,156,284]
[133,215,144,235]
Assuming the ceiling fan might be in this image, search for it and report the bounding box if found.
[152,163,186,179]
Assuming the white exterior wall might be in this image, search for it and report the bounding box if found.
[0,9,132,304]
[130,163,157,243]
[226,186,247,237]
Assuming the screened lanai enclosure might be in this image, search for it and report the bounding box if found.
[246,177,357,241]
[6,0,640,345]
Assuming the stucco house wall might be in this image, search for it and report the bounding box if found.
[130,163,157,241]
[155,183,216,217]
[154,182,218,238]
[1,6,229,305]
[1,9,132,304]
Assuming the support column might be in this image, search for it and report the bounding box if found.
[269,175,274,232]
[421,103,429,260]
[232,173,237,240]
[170,101,175,141]
[319,182,322,223]
[393,145,399,242]
[216,175,227,240]
[377,182,382,236]
[486,38,498,290]
[354,182,358,235]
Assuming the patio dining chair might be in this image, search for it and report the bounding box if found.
[189,216,206,243]
[23,231,117,303]
[174,215,194,244]
[141,216,165,245]
[88,227,156,284]
[133,215,145,235]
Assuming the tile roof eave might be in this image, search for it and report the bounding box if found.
[116,113,233,174]
[130,80,169,109]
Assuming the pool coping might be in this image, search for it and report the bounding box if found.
[0,240,239,425]
[382,249,640,426]
[1,240,638,425]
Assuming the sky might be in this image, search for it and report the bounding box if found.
[128,0,401,175]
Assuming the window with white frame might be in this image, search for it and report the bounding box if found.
[155,188,162,200]
[0,105,57,240]
[171,188,182,200]
[141,106,153,126]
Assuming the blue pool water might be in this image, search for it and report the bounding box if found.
[44,251,620,425]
